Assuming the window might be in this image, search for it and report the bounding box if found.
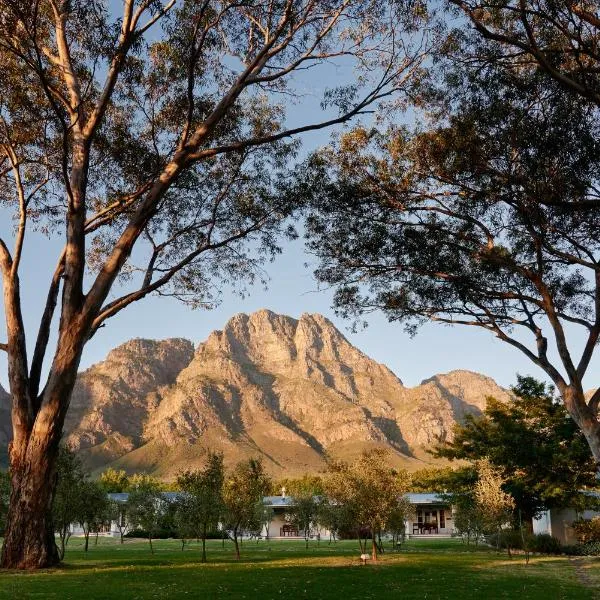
[439,510,445,529]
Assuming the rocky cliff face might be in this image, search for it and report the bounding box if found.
[0,310,511,476]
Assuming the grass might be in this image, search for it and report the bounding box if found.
[0,537,598,599]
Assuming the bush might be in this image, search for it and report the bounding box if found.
[528,533,562,554]
[124,528,178,539]
[487,529,523,550]
[562,542,600,556]
[487,530,562,554]
[572,517,600,544]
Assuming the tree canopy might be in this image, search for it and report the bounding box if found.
[0,0,430,569]
[304,31,600,464]
[435,376,598,520]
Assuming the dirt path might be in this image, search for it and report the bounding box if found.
[569,557,600,593]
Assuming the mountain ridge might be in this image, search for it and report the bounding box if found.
[0,310,512,476]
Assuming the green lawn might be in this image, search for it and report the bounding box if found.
[0,537,598,599]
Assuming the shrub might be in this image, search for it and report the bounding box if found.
[487,530,562,555]
[528,533,562,554]
[572,517,600,544]
[562,542,600,556]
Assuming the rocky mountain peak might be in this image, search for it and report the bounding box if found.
[0,310,511,476]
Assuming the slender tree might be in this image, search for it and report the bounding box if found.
[51,446,87,560]
[176,451,224,562]
[0,0,429,568]
[77,479,110,552]
[324,448,411,561]
[287,492,321,549]
[127,477,166,554]
[222,458,271,559]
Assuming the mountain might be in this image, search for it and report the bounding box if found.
[0,310,511,477]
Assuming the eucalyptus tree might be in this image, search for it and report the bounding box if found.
[305,50,600,466]
[449,1,600,116]
[0,0,430,568]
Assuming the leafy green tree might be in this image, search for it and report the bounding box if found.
[325,449,411,561]
[77,480,111,552]
[435,376,598,523]
[287,492,322,549]
[0,0,427,569]
[175,452,225,562]
[386,496,414,550]
[99,468,130,493]
[448,2,600,111]
[222,458,271,559]
[272,474,324,497]
[52,447,87,560]
[127,478,166,554]
[304,40,600,466]
[108,498,129,544]
[474,459,515,540]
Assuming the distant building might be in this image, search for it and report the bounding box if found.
[532,492,600,544]
[69,491,456,539]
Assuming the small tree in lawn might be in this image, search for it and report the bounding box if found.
[387,496,413,550]
[127,478,165,554]
[176,452,225,562]
[257,504,275,541]
[52,447,87,560]
[325,449,411,561]
[475,459,515,552]
[109,498,129,544]
[77,480,110,552]
[288,492,321,549]
[222,458,271,559]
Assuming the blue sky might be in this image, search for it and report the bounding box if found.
[1,3,598,393]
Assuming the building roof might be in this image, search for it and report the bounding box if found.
[106,491,451,506]
[263,495,295,507]
[107,491,181,503]
[405,493,449,505]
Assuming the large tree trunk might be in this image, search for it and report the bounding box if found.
[0,443,61,569]
[562,385,600,466]
[0,332,85,569]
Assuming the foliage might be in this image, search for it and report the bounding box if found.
[475,459,515,537]
[52,447,89,559]
[302,20,600,463]
[175,452,225,561]
[435,376,598,521]
[272,475,325,497]
[77,480,111,552]
[324,448,412,560]
[573,517,600,544]
[287,492,323,549]
[222,458,271,559]
[99,468,131,493]
[126,478,168,554]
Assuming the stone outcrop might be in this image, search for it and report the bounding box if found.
[0,310,511,476]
